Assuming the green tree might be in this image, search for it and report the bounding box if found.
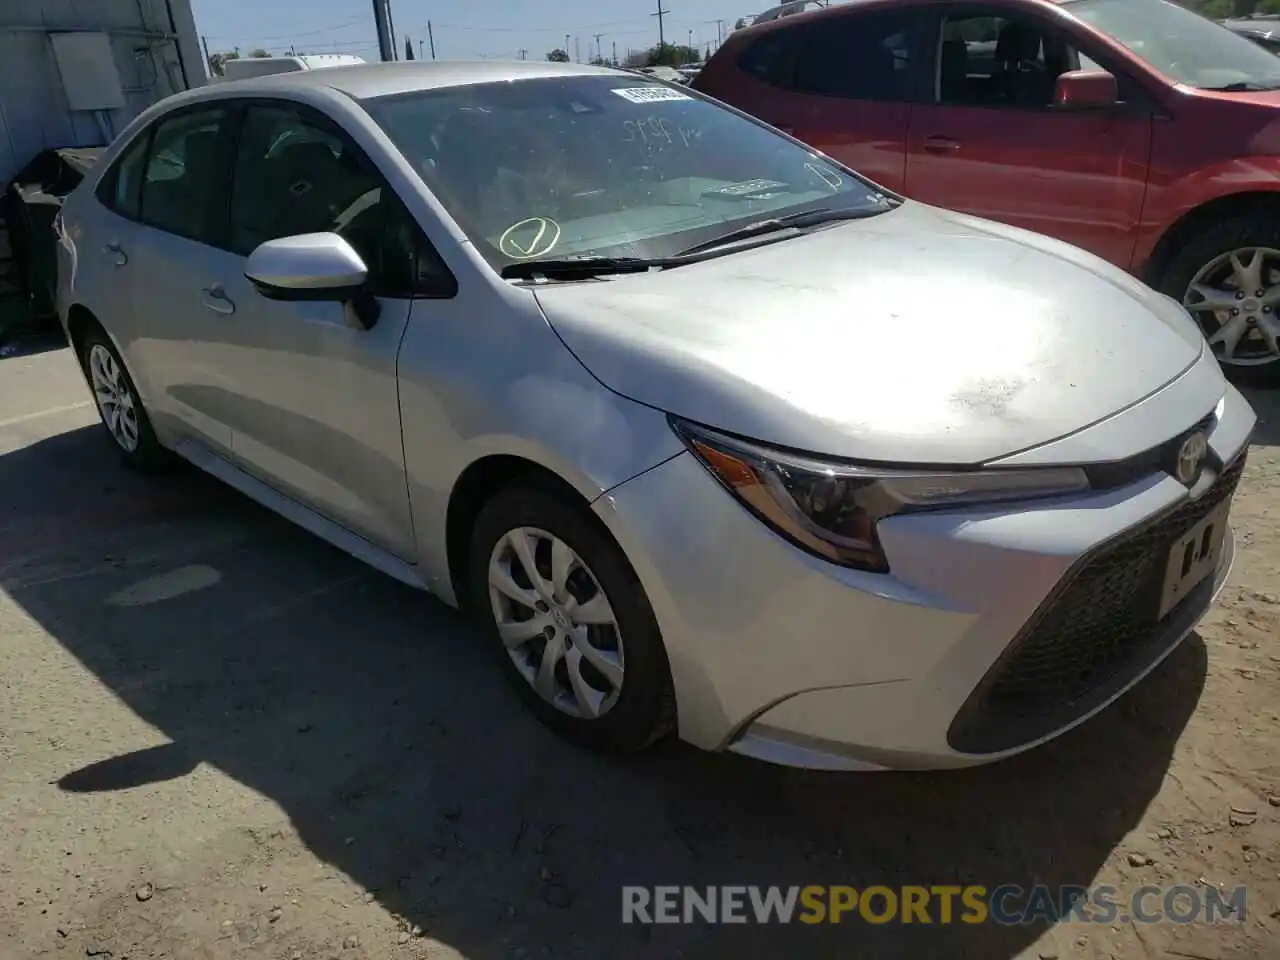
[644,43,701,66]
[546,48,570,62]
[1189,0,1273,16]
[249,47,272,59]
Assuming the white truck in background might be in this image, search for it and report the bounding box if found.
[213,54,366,83]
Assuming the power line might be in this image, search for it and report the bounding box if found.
[210,10,714,59]
[430,16,650,34]
[252,39,377,53]
[202,16,367,43]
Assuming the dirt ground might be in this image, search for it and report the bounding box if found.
[0,341,1277,960]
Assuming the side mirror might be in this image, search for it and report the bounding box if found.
[1054,69,1119,109]
[245,232,381,329]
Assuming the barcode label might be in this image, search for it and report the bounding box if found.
[611,86,693,104]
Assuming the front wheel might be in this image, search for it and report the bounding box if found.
[1156,212,1280,379]
[468,486,675,752]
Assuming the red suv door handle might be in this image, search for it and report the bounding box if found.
[923,135,961,155]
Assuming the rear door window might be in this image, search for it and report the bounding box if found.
[738,30,802,88]
[96,133,150,220]
[740,13,916,102]
[790,13,916,100]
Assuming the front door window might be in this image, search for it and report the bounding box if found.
[937,13,1097,109]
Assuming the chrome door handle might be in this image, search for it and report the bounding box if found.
[200,285,235,316]
[103,242,127,267]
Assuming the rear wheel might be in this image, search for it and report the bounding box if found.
[79,327,171,471]
[1156,212,1280,379]
[468,485,675,752]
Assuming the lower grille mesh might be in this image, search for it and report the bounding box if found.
[948,453,1246,754]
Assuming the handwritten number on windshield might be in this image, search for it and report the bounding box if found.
[622,116,698,148]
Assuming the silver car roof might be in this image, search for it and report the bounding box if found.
[198,60,625,102]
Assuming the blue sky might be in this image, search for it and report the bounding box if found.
[191,0,759,64]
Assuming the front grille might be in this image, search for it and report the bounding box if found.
[948,451,1247,755]
[1083,413,1216,490]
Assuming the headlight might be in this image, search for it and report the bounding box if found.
[672,419,1090,573]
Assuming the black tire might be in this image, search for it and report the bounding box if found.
[467,484,676,752]
[1154,211,1280,382]
[78,326,173,472]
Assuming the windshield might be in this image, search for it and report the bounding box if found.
[363,75,886,270]
[1065,0,1280,89]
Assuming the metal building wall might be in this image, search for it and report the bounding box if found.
[0,0,205,184]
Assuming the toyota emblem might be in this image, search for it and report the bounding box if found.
[1174,431,1208,487]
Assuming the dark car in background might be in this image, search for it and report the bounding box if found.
[1224,15,1280,54]
[695,0,1280,375]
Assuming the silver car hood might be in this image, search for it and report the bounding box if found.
[533,202,1209,464]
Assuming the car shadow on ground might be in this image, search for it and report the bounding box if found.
[2,424,1210,959]
[1239,383,1280,448]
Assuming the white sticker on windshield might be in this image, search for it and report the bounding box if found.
[706,179,789,197]
[611,86,693,104]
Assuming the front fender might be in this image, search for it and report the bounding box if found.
[1134,155,1280,271]
[396,281,684,606]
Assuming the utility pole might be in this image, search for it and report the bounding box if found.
[518,47,527,60]
[386,0,399,59]
[371,0,393,62]
[574,35,580,62]
[564,33,570,57]
[427,20,436,59]
[419,39,425,59]
[651,0,670,49]
[200,33,212,75]
[612,40,617,65]
[715,19,724,44]
[594,33,603,62]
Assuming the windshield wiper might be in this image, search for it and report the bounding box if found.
[500,256,676,280]
[1202,80,1280,91]
[499,203,894,279]
[673,204,890,258]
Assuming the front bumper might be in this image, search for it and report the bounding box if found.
[592,385,1254,770]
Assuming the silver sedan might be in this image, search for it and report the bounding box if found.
[55,61,1255,770]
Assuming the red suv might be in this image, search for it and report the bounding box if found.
[695,0,1280,374]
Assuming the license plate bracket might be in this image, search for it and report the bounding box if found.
[1158,501,1230,620]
